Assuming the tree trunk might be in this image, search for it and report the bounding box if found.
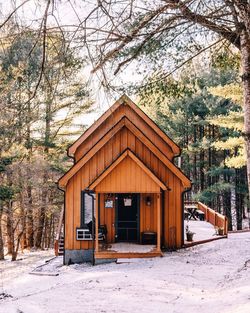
[230,175,237,231]
[6,211,13,255]
[20,192,27,251]
[7,201,17,261]
[11,229,22,262]
[223,155,232,230]
[199,125,205,191]
[42,214,48,249]
[35,182,47,249]
[243,167,248,218]
[26,99,34,249]
[0,201,4,260]
[35,96,52,248]
[241,31,250,197]
[26,184,34,248]
[193,124,198,193]
[47,214,52,248]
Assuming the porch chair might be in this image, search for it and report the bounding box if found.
[87,220,108,242]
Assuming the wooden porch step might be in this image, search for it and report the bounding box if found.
[58,236,64,256]
[95,251,163,259]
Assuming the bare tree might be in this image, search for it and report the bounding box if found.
[72,0,250,194]
[0,201,4,260]
[0,1,92,257]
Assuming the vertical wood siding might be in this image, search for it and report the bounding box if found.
[64,127,184,250]
[74,105,174,161]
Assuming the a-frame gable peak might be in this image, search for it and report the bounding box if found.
[58,116,191,189]
[68,94,180,157]
[89,149,167,192]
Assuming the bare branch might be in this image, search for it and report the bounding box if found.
[168,0,241,48]
[26,0,52,104]
[0,0,30,29]
[140,38,225,89]
[92,4,173,72]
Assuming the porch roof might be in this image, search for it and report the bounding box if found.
[88,150,167,193]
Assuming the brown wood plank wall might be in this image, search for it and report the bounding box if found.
[65,128,184,250]
[95,157,160,193]
[74,105,174,161]
[99,194,116,243]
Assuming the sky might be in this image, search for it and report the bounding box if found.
[0,0,141,127]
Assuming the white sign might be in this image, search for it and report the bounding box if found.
[124,198,132,206]
[105,200,113,208]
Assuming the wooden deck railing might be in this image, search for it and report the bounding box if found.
[54,205,64,256]
[197,202,228,236]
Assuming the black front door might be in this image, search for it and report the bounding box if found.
[116,193,139,242]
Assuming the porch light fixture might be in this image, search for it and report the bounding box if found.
[146,196,151,206]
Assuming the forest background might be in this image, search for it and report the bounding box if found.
[0,0,249,261]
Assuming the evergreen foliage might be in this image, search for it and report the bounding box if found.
[137,56,248,230]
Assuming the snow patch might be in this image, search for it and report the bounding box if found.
[0,234,250,313]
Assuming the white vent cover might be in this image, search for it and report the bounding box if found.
[76,228,92,241]
[76,228,105,241]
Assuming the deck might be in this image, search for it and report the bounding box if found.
[184,220,227,247]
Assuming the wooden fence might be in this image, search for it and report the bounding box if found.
[197,202,228,236]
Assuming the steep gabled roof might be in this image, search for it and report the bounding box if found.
[68,94,180,157]
[58,117,190,189]
[59,118,125,188]
[89,150,167,192]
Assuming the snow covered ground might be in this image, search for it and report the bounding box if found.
[243,218,250,230]
[1,232,250,313]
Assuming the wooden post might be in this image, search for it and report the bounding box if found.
[95,193,99,253]
[156,193,161,252]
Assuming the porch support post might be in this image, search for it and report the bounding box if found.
[95,193,99,253]
[156,193,161,252]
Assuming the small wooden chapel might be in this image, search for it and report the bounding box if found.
[58,95,191,264]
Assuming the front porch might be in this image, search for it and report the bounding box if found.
[95,242,163,259]
[94,191,163,260]
[88,150,166,260]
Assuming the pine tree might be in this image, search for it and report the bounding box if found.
[137,56,248,230]
[0,27,92,258]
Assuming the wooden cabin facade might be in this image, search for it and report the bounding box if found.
[58,95,191,264]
